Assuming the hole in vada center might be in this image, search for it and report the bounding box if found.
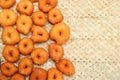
[25,65,28,68]
[24,6,27,9]
[9,51,13,56]
[53,75,56,79]
[65,64,68,67]
[53,14,56,17]
[59,32,62,36]
[23,22,25,25]
[37,55,40,58]
[55,49,58,52]
[38,16,42,19]
[6,67,10,70]
[46,2,50,6]
[24,44,27,47]
[8,33,11,37]
[39,33,43,36]
[7,16,10,19]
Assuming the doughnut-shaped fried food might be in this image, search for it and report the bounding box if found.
[31,26,49,43]
[2,45,20,63]
[56,59,75,76]
[2,26,20,45]
[50,22,70,45]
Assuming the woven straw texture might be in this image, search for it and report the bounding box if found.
[0,0,120,80]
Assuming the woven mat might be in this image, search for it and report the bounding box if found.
[0,0,120,80]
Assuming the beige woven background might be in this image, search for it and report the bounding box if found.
[0,0,120,80]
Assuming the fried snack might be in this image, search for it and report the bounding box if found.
[18,37,34,55]
[38,0,58,12]
[56,59,75,76]
[10,73,25,80]
[0,0,16,9]
[30,68,47,80]
[31,26,49,43]
[0,72,7,80]
[48,8,63,24]
[48,68,64,80]
[0,9,17,27]
[49,43,64,63]
[1,62,18,76]
[2,45,20,63]
[16,14,32,34]
[16,0,34,15]
[18,57,33,76]
[31,48,49,65]
[32,11,46,26]
[50,22,70,45]
[2,26,20,45]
